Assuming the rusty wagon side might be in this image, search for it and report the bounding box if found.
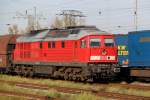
[0,34,18,72]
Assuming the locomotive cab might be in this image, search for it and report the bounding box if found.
[78,33,120,81]
[89,35,117,63]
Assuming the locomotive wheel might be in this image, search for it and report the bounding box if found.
[86,77,94,83]
[17,67,23,76]
[68,73,73,81]
[18,67,23,76]
[22,67,28,77]
[63,68,71,80]
[24,68,29,77]
[15,66,21,75]
[64,73,69,80]
[80,76,86,81]
[72,74,77,81]
[29,71,34,77]
[53,71,60,79]
[29,69,34,77]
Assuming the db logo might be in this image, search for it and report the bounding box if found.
[102,49,107,55]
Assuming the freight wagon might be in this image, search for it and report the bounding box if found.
[114,34,129,79]
[114,34,128,67]
[128,30,150,80]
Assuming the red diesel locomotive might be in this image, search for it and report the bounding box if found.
[10,26,119,81]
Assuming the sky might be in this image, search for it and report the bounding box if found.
[0,0,150,35]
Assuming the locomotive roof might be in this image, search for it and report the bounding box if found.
[17,26,109,42]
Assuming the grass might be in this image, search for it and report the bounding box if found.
[69,92,111,100]
[0,96,28,100]
[0,82,49,96]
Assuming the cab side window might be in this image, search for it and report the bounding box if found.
[62,41,65,48]
[52,41,55,48]
[48,42,51,48]
[104,38,114,47]
[90,38,100,47]
[80,40,86,48]
[40,42,42,49]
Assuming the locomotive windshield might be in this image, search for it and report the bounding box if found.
[104,38,114,47]
[90,38,100,47]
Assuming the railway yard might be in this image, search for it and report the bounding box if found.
[0,1,150,100]
[0,74,149,100]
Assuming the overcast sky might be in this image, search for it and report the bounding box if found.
[0,0,150,35]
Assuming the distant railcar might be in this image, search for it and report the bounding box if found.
[11,26,119,81]
[128,30,150,79]
[114,34,129,79]
[114,34,128,67]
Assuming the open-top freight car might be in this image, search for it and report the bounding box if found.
[0,34,18,73]
[10,26,120,82]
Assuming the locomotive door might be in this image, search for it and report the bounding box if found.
[74,41,78,61]
[89,37,101,60]
[7,43,16,65]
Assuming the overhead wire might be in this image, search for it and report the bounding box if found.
[0,0,150,32]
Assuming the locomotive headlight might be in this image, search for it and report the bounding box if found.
[107,56,115,60]
[102,49,107,55]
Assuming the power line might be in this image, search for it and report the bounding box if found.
[56,10,86,27]
[135,0,138,31]
[13,7,46,30]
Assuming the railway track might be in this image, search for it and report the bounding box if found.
[0,79,149,100]
[92,82,150,91]
[16,83,150,100]
[109,83,150,91]
[0,90,58,100]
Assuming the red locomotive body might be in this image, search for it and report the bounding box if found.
[12,26,119,81]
